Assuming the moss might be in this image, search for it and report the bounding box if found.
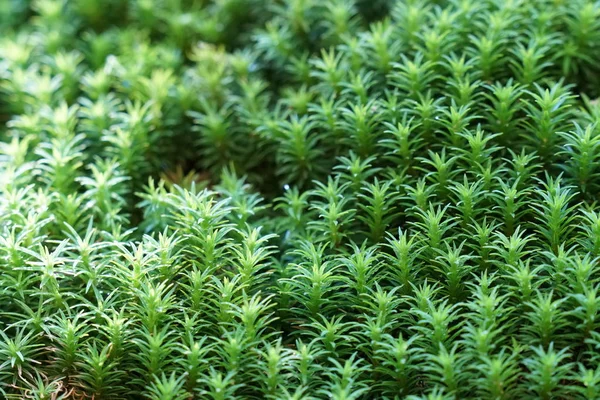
[1,0,600,398]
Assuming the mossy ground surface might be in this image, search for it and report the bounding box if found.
[2,0,600,399]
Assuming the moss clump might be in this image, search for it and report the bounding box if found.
[2,0,600,399]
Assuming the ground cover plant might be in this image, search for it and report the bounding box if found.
[1,0,600,398]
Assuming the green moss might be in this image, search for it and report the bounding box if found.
[1,0,600,398]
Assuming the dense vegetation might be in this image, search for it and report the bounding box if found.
[2,0,600,398]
